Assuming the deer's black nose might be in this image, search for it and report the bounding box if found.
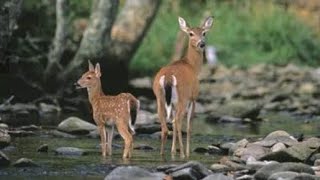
[199,42,205,48]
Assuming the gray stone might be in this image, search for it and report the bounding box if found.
[133,144,154,150]
[57,117,97,135]
[254,162,315,180]
[105,166,165,180]
[260,143,316,162]
[8,130,35,137]
[166,161,211,179]
[51,130,77,138]
[37,144,48,153]
[0,151,10,167]
[271,142,286,152]
[171,167,198,180]
[54,147,87,156]
[13,158,38,167]
[209,164,230,173]
[135,124,161,134]
[268,171,318,180]
[255,131,297,147]
[0,129,10,148]
[237,143,269,161]
[202,173,233,180]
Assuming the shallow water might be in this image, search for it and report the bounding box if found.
[0,112,319,179]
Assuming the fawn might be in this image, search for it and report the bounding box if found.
[76,61,139,159]
[153,16,213,158]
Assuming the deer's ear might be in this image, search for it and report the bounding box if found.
[202,16,214,32]
[88,60,94,71]
[178,17,189,33]
[95,63,101,77]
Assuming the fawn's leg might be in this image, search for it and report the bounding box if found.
[157,98,168,156]
[116,120,133,159]
[175,103,186,158]
[186,101,195,157]
[98,124,107,157]
[171,117,177,156]
[107,124,114,156]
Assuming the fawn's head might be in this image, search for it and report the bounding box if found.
[178,16,214,51]
[76,61,101,89]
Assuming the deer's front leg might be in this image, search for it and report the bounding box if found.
[98,125,107,157]
[107,124,114,156]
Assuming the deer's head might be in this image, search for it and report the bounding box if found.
[178,16,214,51]
[76,61,101,89]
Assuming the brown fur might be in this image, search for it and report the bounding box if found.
[153,16,213,158]
[77,61,139,159]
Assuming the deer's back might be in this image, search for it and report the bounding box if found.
[153,60,199,100]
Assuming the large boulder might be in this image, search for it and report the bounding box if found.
[54,147,87,156]
[165,161,212,180]
[254,130,298,147]
[57,117,97,135]
[105,166,165,180]
[260,143,317,162]
[254,162,315,180]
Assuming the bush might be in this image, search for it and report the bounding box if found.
[130,0,320,75]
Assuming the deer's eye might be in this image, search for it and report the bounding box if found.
[87,76,91,80]
[203,32,206,36]
[189,32,194,36]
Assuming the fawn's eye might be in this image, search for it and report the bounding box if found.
[189,32,194,36]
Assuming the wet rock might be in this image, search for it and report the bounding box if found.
[54,147,87,156]
[135,124,161,134]
[57,116,97,135]
[219,116,242,123]
[165,161,211,180]
[0,129,10,148]
[268,171,318,180]
[51,130,77,138]
[105,166,165,180]
[38,102,61,114]
[193,147,208,154]
[156,164,178,172]
[209,164,230,172]
[133,144,154,150]
[304,137,320,149]
[0,103,39,126]
[220,142,236,154]
[202,173,233,180]
[246,156,274,170]
[208,145,223,155]
[37,144,48,153]
[254,162,315,180]
[0,151,10,167]
[13,158,38,167]
[19,124,40,131]
[8,130,36,137]
[260,143,316,162]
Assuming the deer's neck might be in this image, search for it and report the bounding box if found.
[185,43,203,74]
[87,81,104,104]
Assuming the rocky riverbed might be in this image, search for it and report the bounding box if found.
[0,64,320,179]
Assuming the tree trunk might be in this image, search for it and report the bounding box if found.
[45,0,69,80]
[59,0,161,94]
[0,0,22,62]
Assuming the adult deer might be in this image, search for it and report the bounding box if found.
[153,16,213,158]
[76,61,140,159]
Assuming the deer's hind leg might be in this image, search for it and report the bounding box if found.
[156,97,168,156]
[116,119,133,159]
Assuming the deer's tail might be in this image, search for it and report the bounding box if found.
[127,95,139,135]
[159,75,177,120]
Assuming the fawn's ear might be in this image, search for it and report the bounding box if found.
[178,17,189,33]
[88,60,94,71]
[95,63,101,77]
[202,16,214,32]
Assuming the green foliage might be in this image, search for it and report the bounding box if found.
[130,0,320,75]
